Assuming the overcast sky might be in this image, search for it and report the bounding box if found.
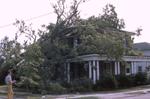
[0,0,149,43]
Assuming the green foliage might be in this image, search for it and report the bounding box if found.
[0,36,22,84]
[0,1,136,94]
[128,50,143,56]
[68,78,93,92]
[48,83,67,94]
[134,72,147,85]
[94,74,118,90]
[116,75,134,88]
[16,43,43,91]
[100,4,125,29]
[74,4,130,59]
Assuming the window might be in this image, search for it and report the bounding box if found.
[126,68,130,73]
[125,64,131,75]
[138,66,142,72]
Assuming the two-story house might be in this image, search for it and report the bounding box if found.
[65,29,150,84]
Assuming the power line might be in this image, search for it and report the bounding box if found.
[0,12,53,29]
[25,12,52,22]
[0,23,13,29]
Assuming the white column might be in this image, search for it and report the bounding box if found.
[117,62,120,75]
[96,61,100,80]
[134,62,137,74]
[67,63,70,83]
[115,62,118,75]
[89,61,92,79]
[93,60,96,84]
[131,62,134,74]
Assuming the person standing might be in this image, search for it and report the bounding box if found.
[5,69,16,99]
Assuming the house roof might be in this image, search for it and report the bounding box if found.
[133,42,150,51]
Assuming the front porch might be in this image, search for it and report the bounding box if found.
[66,54,150,84]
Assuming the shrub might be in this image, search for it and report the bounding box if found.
[116,75,134,88]
[69,77,93,92]
[94,74,118,90]
[134,72,147,85]
[47,83,67,94]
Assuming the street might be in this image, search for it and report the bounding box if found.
[1,88,150,99]
[101,92,150,99]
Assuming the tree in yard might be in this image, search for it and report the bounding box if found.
[38,2,134,87]
[100,4,125,29]
[74,4,133,60]
[39,0,86,83]
[0,36,22,84]
[13,20,44,91]
[16,43,43,91]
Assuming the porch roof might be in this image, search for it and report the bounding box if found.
[68,54,150,62]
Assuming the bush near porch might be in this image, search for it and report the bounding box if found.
[134,72,147,85]
[66,78,93,92]
[116,75,134,88]
[43,73,148,93]
[94,72,148,91]
[94,74,118,91]
[19,73,148,94]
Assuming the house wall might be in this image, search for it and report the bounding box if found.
[143,50,150,56]
[67,54,150,83]
[135,61,150,73]
[135,61,146,73]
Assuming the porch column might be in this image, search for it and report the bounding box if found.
[131,62,135,74]
[67,63,70,83]
[117,62,120,75]
[93,60,96,84]
[96,60,100,80]
[134,62,137,74]
[89,61,92,79]
[115,62,118,75]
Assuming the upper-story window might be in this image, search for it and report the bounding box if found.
[73,37,81,48]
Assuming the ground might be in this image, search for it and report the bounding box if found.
[1,85,150,99]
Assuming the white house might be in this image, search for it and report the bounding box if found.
[66,54,150,84]
[65,28,150,84]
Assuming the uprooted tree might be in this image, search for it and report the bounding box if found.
[0,0,139,92]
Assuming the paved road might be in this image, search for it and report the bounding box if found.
[62,89,150,99]
[0,96,26,99]
[1,93,150,99]
[1,88,150,99]
[125,93,150,99]
[101,92,150,99]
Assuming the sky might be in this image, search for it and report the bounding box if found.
[0,0,149,43]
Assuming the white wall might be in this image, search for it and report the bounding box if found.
[143,51,150,56]
[135,61,150,73]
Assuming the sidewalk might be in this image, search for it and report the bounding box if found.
[46,85,150,99]
[1,85,150,99]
